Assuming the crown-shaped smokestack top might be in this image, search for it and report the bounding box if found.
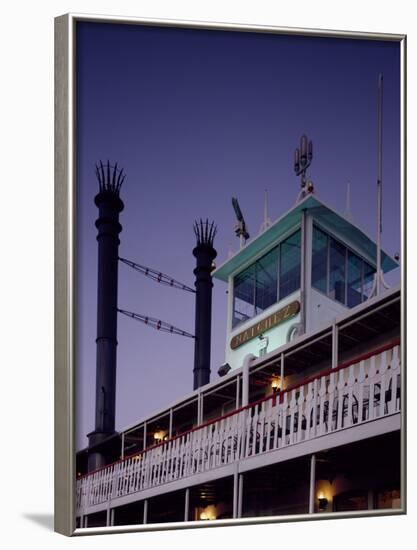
[95,160,125,195]
[193,219,217,247]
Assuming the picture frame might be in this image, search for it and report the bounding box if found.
[54,13,406,536]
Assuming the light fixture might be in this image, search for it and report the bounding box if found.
[271,376,281,392]
[200,512,208,520]
[317,491,328,511]
[218,362,231,377]
[153,430,166,441]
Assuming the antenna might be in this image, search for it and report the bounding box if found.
[259,189,272,233]
[232,197,250,248]
[344,182,352,220]
[294,135,314,203]
[369,73,390,299]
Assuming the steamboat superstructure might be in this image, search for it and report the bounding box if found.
[76,172,402,527]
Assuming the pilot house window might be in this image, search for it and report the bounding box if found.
[312,225,376,307]
[232,230,301,328]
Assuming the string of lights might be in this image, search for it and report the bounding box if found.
[118,308,195,339]
[119,256,195,293]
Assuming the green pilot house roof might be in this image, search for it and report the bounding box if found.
[213,194,398,282]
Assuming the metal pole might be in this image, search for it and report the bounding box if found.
[233,471,238,518]
[184,488,190,521]
[238,474,244,518]
[236,375,240,408]
[121,432,125,459]
[143,499,148,524]
[242,354,255,407]
[280,353,285,390]
[309,454,316,513]
[300,210,307,335]
[376,73,383,297]
[332,323,338,369]
[143,422,147,451]
[169,408,173,438]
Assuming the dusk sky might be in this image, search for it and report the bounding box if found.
[76,21,400,450]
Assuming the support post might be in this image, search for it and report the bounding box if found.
[143,422,147,451]
[169,408,173,438]
[242,354,255,407]
[280,353,285,390]
[238,474,244,518]
[121,432,125,460]
[143,499,148,524]
[184,488,190,521]
[309,454,316,513]
[233,470,238,518]
[300,209,307,335]
[332,323,338,369]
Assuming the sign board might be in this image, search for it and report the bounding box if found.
[230,300,300,350]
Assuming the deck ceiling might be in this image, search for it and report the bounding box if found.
[339,298,400,353]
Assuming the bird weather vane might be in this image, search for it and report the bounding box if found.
[294,135,314,203]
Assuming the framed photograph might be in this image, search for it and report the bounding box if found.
[54,13,406,536]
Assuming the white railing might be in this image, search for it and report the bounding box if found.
[76,342,401,513]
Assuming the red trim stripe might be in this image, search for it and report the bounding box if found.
[78,338,400,479]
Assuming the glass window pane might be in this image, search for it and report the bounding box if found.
[255,247,278,314]
[347,251,363,307]
[312,226,328,293]
[362,261,376,300]
[329,238,346,304]
[233,263,256,327]
[255,247,278,313]
[279,230,301,300]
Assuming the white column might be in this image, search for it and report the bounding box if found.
[143,499,148,524]
[233,471,238,518]
[110,508,115,526]
[169,408,173,438]
[300,209,307,335]
[242,354,255,407]
[184,488,190,521]
[121,432,125,459]
[332,323,338,369]
[238,474,244,518]
[236,375,240,408]
[309,454,316,514]
[280,353,285,390]
[198,391,204,424]
[143,422,147,451]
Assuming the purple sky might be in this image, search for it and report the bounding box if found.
[76,22,400,450]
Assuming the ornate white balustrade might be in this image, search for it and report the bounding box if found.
[76,343,400,513]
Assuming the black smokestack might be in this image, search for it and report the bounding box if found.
[87,161,125,472]
[192,219,217,390]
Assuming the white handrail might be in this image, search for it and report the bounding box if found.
[77,344,401,512]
